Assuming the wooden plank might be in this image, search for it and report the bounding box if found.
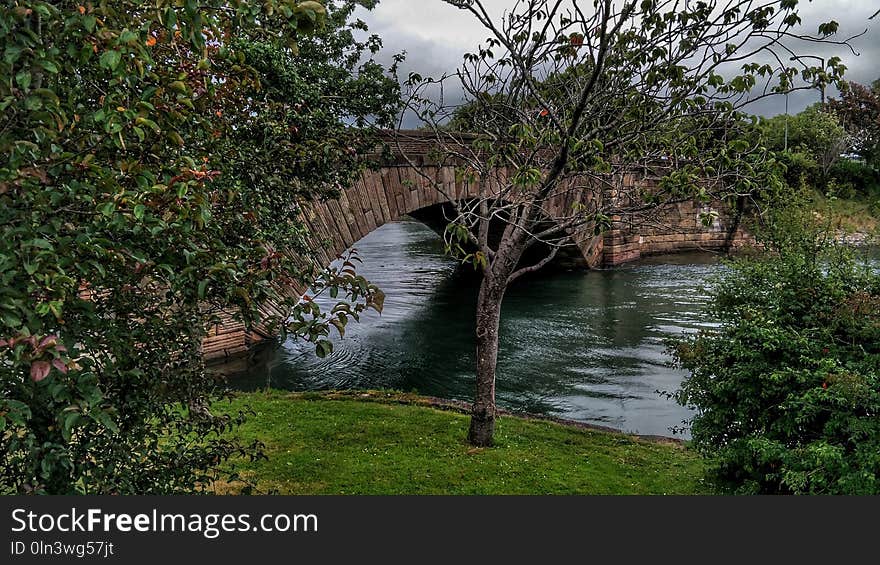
[362,172,384,227]
[309,200,338,260]
[409,167,424,211]
[305,201,330,246]
[414,167,430,210]
[397,167,417,213]
[376,170,394,223]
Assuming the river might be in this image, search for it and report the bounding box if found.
[219,220,760,438]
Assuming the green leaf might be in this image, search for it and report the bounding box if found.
[2,312,22,327]
[99,50,122,71]
[3,46,22,65]
[315,339,333,358]
[168,131,184,146]
[38,60,60,74]
[99,201,116,217]
[29,238,53,249]
[166,7,179,28]
[198,279,208,299]
[133,204,146,220]
[15,70,31,91]
[61,411,81,442]
[119,30,138,44]
[135,117,161,133]
[94,410,119,434]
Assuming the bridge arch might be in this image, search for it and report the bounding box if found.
[299,163,602,274]
[203,131,753,361]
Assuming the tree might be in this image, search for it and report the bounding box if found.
[403,0,863,446]
[0,1,397,494]
[672,203,880,494]
[828,79,880,168]
[759,104,850,184]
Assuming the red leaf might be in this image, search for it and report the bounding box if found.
[52,358,69,375]
[30,361,51,382]
[0,339,7,347]
[39,335,58,349]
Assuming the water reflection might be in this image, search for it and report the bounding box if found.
[218,221,731,438]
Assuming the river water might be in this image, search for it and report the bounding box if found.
[220,220,751,438]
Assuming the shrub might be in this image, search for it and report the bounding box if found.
[673,211,880,494]
[777,151,819,190]
[0,1,397,494]
[829,159,880,200]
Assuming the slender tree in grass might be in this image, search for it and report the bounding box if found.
[402,0,867,446]
[0,0,398,493]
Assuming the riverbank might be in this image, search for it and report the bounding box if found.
[212,391,710,495]
[813,192,879,244]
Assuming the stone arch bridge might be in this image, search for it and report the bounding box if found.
[203,130,752,361]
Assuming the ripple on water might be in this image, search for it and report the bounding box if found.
[220,221,740,438]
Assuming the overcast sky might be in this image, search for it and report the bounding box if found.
[356,1,879,125]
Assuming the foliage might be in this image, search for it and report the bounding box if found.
[759,105,850,182]
[404,0,859,446]
[810,191,879,237]
[828,79,880,168]
[673,205,880,494]
[215,391,708,495]
[774,150,819,189]
[827,159,880,200]
[0,1,398,494]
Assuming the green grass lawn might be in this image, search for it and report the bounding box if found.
[214,391,710,495]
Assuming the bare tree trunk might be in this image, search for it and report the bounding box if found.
[468,272,506,447]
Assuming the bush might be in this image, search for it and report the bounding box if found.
[673,212,880,494]
[0,2,397,494]
[777,151,819,190]
[829,159,880,199]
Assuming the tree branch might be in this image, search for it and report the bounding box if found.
[507,245,560,284]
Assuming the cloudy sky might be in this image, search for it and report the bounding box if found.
[355,0,879,124]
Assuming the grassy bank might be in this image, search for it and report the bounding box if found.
[214,391,709,495]
[812,192,879,236]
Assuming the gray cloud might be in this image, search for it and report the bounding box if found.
[359,0,879,123]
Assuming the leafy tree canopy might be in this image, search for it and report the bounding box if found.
[828,78,880,167]
[404,0,862,447]
[0,0,399,494]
